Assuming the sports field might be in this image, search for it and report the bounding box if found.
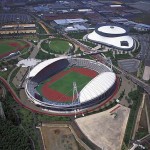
[0,39,28,58]
[49,71,91,96]
[49,39,70,53]
[0,43,17,52]
[36,67,98,102]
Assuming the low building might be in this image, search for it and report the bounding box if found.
[64,24,87,32]
[54,18,88,26]
[77,9,92,12]
[0,24,36,35]
[133,23,150,32]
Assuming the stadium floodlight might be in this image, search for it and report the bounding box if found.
[72,82,79,104]
[82,113,84,117]
[74,109,77,118]
[116,99,120,103]
[16,17,20,37]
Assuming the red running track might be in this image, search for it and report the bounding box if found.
[41,67,98,102]
[9,42,20,47]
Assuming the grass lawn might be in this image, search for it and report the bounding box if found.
[49,39,70,53]
[0,40,27,55]
[115,53,131,60]
[0,44,17,54]
[68,32,87,39]
[49,71,92,97]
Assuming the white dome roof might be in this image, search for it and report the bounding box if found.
[79,72,116,103]
[87,30,134,50]
[98,25,126,34]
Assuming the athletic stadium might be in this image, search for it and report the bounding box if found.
[25,57,118,115]
[87,24,135,51]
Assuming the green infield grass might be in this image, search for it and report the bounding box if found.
[0,44,17,54]
[49,71,92,96]
[0,40,27,55]
[36,70,92,97]
[49,39,70,53]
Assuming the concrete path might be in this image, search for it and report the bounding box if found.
[7,66,18,83]
[145,104,150,133]
[29,41,41,58]
[132,93,146,140]
[91,45,101,51]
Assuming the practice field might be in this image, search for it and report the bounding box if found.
[0,43,17,53]
[49,39,70,53]
[0,39,28,58]
[36,67,98,102]
[40,124,79,150]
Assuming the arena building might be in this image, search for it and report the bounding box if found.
[25,57,118,115]
[87,24,137,52]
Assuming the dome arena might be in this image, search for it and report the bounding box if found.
[25,57,118,115]
[87,24,135,51]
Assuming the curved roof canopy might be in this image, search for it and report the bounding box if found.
[28,57,67,78]
[79,72,116,103]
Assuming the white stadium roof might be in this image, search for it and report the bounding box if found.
[97,25,126,34]
[28,57,67,78]
[87,30,134,50]
[79,72,116,103]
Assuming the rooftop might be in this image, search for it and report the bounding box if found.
[97,25,126,35]
[54,18,87,25]
[76,104,130,150]
[79,72,116,103]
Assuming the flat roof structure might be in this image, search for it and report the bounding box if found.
[143,66,150,81]
[0,13,33,24]
[54,18,87,25]
[2,24,36,29]
[64,24,87,32]
[75,104,130,150]
[87,25,134,51]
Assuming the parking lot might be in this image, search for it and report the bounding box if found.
[118,59,140,73]
[0,13,33,24]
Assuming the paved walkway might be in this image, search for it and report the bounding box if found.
[38,21,50,34]
[132,93,146,140]
[145,102,150,133]
[29,40,42,58]
[91,45,101,51]
[12,67,28,88]
[145,95,150,134]
[7,66,18,83]
[12,39,43,88]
